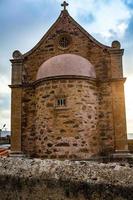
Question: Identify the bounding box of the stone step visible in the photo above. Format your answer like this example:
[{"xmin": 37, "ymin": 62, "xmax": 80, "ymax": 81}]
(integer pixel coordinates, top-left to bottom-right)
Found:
[
  {"xmin": 0, "ymin": 149, "xmax": 5, "ymax": 153},
  {"xmin": 0, "ymin": 149, "xmax": 9, "ymax": 157}
]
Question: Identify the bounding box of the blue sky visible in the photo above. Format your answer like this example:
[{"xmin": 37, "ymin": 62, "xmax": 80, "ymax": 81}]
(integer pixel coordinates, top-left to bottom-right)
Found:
[{"xmin": 0, "ymin": 0, "xmax": 133, "ymax": 134}]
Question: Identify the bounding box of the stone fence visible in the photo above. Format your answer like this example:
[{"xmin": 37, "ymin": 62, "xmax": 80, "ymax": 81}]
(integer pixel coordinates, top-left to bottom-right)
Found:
[{"xmin": 0, "ymin": 158, "xmax": 133, "ymax": 200}]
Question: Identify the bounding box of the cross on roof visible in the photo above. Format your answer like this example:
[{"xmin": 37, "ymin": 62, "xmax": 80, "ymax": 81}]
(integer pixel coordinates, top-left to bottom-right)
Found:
[{"xmin": 61, "ymin": 1, "xmax": 69, "ymax": 10}]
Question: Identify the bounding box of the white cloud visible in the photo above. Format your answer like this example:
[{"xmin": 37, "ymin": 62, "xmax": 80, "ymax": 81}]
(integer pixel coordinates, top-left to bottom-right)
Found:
[
  {"xmin": 0, "ymin": 76, "xmax": 10, "ymax": 95},
  {"xmin": 0, "ymin": 109, "xmax": 10, "ymax": 131},
  {"xmin": 56, "ymin": 0, "xmax": 132, "ymax": 39},
  {"xmin": 117, "ymin": 22, "xmax": 128, "ymax": 37},
  {"xmin": 0, "ymin": 76, "xmax": 11, "ymax": 130}
]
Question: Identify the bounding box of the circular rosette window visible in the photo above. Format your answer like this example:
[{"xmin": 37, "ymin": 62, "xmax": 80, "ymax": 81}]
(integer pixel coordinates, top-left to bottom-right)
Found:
[{"xmin": 58, "ymin": 34, "xmax": 72, "ymax": 50}]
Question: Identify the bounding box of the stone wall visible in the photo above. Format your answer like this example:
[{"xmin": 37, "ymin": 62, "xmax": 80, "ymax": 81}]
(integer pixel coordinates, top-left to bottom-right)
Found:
[
  {"xmin": 111, "ymin": 80, "xmax": 128, "ymax": 151},
  {"xmin": 23, "ymin": 11, "xmax": 111, "ymax": 83},
  {"xmin": 98, "ymin": 81, "xmax": 114, "ymax": 154},
  {"xmin": 21, "ymin": 87, "xmax": 36, "ymax": 155},
  {"xmin": 21, "ymin": 77, "xmax": 127, "ymax": 158},
  {"xmin": 10, "ymin": 10, "xmax": 128, "ymax": 157},
  {"xmin": 21, "ymin": 77, "xmax": 126, "ymax": 158},
  {"xmin": 22, "ymin": 78, "xmax": 99, "ymax": 159},
  {"xmin": 0, "ymin": 158, "xmax": 133, "ymax": 200},
  {"xmin": 11, "ymin": 87, "xmax": 22, "ymax": 152},
  {"xmin": 128, "ymin": 140, "xmax": 133, "ymax": 152}
]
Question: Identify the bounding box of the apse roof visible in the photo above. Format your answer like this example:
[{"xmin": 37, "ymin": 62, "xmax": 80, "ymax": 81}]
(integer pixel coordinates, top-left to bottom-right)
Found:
[{"xmin": 36, "ymin": 54, "xmax": 96, "ymax": 80}]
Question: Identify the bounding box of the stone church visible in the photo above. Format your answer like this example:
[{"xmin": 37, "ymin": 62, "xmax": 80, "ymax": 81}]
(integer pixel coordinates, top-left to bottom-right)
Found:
[{"xmin": 10, "ymin": 1, "xmax": 128, "ymax": 159}]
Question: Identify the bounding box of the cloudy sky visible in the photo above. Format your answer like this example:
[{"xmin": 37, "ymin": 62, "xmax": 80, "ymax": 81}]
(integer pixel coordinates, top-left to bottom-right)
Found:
[{"xmin": 0, "ymin": 0, "xmax": 133, "ymax": 134}]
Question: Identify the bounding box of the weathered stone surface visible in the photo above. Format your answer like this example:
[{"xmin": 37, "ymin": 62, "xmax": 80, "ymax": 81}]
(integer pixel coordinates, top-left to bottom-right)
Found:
[
  {"xmin": 32, "ymin": 79, "xmax": 99, "ymax": 159},
  {"xmin": 10, "ymin": 9, "xmax": 129, "ymax": 158},
  {"xmin": 128, "ymin": 140, "xmax": 133, "ymax": 153},
  {"xmin": 0, "ymin": 158, "xmax": 133, "ymax": 200}
]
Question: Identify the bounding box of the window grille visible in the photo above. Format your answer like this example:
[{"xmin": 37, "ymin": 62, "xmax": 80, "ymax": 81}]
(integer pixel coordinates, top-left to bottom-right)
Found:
[
  {"xmin": 57, "ymin": 98, "xmax": 66, "ymax": 106},
  {"xmin": 59, "ymin": 37, "xmax": 69, "ymax": 48}
]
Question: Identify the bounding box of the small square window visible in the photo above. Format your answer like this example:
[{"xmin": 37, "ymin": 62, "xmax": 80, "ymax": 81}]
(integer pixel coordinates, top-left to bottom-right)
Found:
[{"xmin": 57, "ymin": 98, "xmax": 66, "ymax": 107}]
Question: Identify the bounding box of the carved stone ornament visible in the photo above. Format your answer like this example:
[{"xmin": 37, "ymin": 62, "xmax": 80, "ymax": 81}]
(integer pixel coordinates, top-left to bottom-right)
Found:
[
  {"xmin": 12, "ymin": 50, "xmax": 22, "ymax": 59},
  {"xmin": 111, "ymin": 40, "xmax": 121, "ymax": 49}
]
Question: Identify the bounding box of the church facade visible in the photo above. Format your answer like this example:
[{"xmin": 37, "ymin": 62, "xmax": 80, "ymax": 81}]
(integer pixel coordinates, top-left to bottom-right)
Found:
[{"xmin": 10, "ymin": 2, "xmax": 128, "ymax": 159}]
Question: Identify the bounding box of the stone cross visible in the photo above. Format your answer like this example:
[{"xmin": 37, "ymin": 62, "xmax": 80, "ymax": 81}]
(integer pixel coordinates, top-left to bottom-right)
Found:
[{"xmin": 61, "ymin": 1, "xmax": 69, "ymax": 10}]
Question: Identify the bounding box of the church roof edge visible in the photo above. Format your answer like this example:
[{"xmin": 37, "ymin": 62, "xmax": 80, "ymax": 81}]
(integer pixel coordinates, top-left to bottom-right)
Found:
[{"xmin": 20, "ymin": 8, "xmax": 123, "ymax": 58}]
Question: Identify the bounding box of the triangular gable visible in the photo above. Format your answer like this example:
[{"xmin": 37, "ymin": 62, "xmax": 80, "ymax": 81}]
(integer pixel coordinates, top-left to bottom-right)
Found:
[{"xmin": 23, "ymin": 10, "xmax": 111, "ymax": 58}]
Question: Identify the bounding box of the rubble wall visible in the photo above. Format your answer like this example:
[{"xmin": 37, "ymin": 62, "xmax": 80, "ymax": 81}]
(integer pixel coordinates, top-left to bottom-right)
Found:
[{"xmin": 0, "ymin": 158, "xmax": 133, "ymax": 200}]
